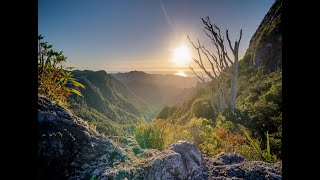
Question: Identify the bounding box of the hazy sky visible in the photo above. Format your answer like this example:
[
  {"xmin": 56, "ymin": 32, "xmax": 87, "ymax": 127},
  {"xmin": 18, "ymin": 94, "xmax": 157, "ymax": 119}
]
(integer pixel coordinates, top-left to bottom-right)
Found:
[{"xmin": 39, "ymin": 0, "xmax": 274, "ymax": 76}]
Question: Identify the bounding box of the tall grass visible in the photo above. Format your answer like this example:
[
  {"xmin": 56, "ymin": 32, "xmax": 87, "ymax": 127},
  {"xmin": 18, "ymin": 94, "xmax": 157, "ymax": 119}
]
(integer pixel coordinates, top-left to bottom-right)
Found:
[{"xmin": 243, "ymin": 130, "xmax": 277, "ymax": 163}]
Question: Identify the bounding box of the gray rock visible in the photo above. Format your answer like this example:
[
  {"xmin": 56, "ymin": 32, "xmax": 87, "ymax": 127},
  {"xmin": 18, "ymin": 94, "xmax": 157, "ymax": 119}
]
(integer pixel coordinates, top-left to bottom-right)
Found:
[
  {"xmin": 38, "ymin": 96, "xmax": 282, "ymax": 179},
  {"xmin": 208, "ymin": 153, "xmax": 245, "ymax": 166},
  {"xmin": 144, "ymin": 141, "xmax": 208, "ymax": 180},
  {"xmin": 38, "ymin": 95, "xmax": 129, "ymax": 179},
  {"xmin": 242, "ymin": 0, "xmax": 282, "ymax": 72},
  {"xmin": 203, "ymin": 153, "xmax": 282, "ymax": 180}
]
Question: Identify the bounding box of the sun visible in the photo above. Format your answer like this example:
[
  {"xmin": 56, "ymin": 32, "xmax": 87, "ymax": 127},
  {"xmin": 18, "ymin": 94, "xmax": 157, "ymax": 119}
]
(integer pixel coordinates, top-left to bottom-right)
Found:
[
  {"xmin": 172, "ymin": 45, "xmax": 191, "ymax": 66},
  {"xmin": 175, "ymin": 70, "xmax": 187, "ymax": 77}
]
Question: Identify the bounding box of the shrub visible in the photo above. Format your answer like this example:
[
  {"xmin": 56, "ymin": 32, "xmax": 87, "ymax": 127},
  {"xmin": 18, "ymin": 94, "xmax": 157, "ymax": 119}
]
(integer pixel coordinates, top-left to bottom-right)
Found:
[
  {"xmin": 191, "ymin": 98, "xmax": 216, "ymax": 120},
  {"xmin": 38, "ymin": 35, "xmax": 85, "ymax": 107},
  {"xmin": 134, "ymin": 120, "xmax": 172, "ymax": 150},
  {"xmin": 134, "ymin": 117, "xmax": 264, "ymax": 161}
]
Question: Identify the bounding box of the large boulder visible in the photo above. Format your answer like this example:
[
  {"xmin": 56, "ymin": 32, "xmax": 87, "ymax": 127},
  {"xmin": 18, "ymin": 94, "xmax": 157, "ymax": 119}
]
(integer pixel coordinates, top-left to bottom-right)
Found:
[
  {"xmin": 143, "ymin": 141, "xmax": 207, "ymax": 180},
  {"xmin": 38, "ymin": 95, "xmax": 129, "ymax": 179},
  {"xmin": 204, "ymin": 153, "xmax": 282, "ymax": 180}
]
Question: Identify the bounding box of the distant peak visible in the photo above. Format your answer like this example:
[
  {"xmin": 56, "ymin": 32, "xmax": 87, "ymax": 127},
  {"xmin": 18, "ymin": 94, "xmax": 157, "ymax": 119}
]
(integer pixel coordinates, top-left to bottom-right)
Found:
[
  {"xmin": 129, "ymin": 70, "xmax": 147, "ymax": 74},
  {"xmin": 96, "ymin": 70, "xmax": 108, "ymax": 74}
]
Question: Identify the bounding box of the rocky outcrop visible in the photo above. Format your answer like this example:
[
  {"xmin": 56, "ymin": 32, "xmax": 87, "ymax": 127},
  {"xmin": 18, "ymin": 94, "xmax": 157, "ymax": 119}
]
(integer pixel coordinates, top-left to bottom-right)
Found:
[
  {"xmin": 242, "ymin": 0, "xmax": 282, "ymax": 72},
  {"xmin": 144, "ymin": 141, "xmax": 207, "ymax": 180},
  {"xmin": 38, "ymin": 96, "xmax": 281, "ymax": 179},
  {"xmin": 204, "ymin": 153, "xmax": 282, "ymax": 179},
  {"xmin": 38, "ymin": 95, "xmax": 129, "ymax": 179}
]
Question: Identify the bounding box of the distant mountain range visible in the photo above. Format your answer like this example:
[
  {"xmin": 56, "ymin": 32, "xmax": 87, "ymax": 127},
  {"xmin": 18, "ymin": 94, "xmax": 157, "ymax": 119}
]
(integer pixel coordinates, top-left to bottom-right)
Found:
[
  {"xmin": 68, "ymin": 0, "xmax": 282, "ymax": 137},
  {"xmin": 68, "ymin": 70, "xmax": 200, "ymax": 135},
  {"xmin": 68, "ymin": 70, "xmax": 156, "ymax": 135},
  {"xmin": 112, "ymin": 71, "xmax": 200, "ymax": 109}
]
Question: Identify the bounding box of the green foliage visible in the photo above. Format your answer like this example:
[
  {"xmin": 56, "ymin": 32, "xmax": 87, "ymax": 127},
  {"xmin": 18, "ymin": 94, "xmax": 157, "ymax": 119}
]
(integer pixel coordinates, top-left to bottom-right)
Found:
[
  {"xmin": 215, "ymin": 115, "xmax": 244, "ymax": 135},
  {"xmin": 69, "ymin": 100, "xmax": 135, "ymax": 136},
  {"xmin": 38, "ymin": 35, "xmax": 85, "ymax": 107},
  {"xmin": 134, "ymin": 117, "xmax": 266, "ymax": 161},
  {"xmin": 155, "ymin": 65, "xmax": 282, "ymax": 160},
  {"xmin": 192, "ymin": 98, "xmax": 216, "ymax": 120},
  {"xmin": 156, "ymin": 87, "xmax": 215, "ymax": 124},
  {"xmin": 89, "ymin": 176, "xmax": 97, "ymax": 180},
  {"xmin": 243, "ymin": 130, "xmax": 277, "ymax": 163},
  {"xmin": 268, "ymin": 126, "xmax": 282, "ymax": 158},
  {"xmin": 68, "ymin": 70, "xmax": 156, "ymax": 136},
  {"xmin": 134, "ymin": 120, "xmax": 169, "ymax": 150},
  {"xmin": 157, "ymin": 106, "xmax": 171, "ymax": 120},
  {"xmin": 241, "ymin": 0, "xmax": 281, "ymax": 71},
  {"xmin": 235, "ymin": 69, "xmax": 282, "ymax": 140},
  {"xmin": 113, "ymin": 71, "xmax": 200, "ymax": 109}
]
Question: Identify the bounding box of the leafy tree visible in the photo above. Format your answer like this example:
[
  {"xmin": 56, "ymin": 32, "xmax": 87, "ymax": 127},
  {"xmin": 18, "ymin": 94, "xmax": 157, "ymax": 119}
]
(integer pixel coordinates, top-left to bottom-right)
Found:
[
  {"xmin": 191, "ymin": 98, "xmax": 216, "ymax": 120},
  {"xmin": 38, "ymin": 35, "xmax": 85, "ymax": 107}
]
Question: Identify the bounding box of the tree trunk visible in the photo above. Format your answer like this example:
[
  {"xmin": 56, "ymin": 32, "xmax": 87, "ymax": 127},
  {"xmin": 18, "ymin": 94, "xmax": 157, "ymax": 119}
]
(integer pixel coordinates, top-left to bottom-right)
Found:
[{"xmin": 230, "ymin": 57, "xmax": 238, "ymax": 111}]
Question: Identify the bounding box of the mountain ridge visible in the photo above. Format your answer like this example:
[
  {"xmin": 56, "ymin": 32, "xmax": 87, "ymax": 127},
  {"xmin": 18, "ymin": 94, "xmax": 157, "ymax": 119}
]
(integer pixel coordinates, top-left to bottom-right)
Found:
[
  {"xmin": 68, "ymin": 70, "xmax": 156, "ymax": 135},
  {"xmin": 242, "ymin": 0, "xmax": 282, "ymax": 72},
  {"xmin": 112, "ymin": 70, "xmax": 201, "ymax": 109}
]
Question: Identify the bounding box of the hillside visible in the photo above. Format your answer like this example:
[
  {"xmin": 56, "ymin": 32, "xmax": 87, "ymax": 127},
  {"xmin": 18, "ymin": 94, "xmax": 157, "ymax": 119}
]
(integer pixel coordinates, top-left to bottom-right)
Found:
[
  {"xmin": 242, "ymin": 0, "xmax": 282, "ymax": 71},
  {"xmin": 158, "ymin": 0, "xmax": 282, "ymax": 129},
  {"xmin": 38, "ymin": 95, "xmax": 282, "ymax": 179},
  {"xmin": 68, "ymin": 70, "xmax": 156, "ymax": 136},
  {"xmin": 155, "ymin": 0, "xmax": 282, "ymax": 158},
  {"xmin": 112, "ymin": 71, "xmax": 200, "ymax": 109}
]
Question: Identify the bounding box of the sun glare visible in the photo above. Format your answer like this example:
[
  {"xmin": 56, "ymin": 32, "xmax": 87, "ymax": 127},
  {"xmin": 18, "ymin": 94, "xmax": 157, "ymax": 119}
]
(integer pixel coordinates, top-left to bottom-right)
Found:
[
  {"xmin": 175, "ymin": 70, "xmax": 187, "ymax": 77},
  {"xmin": 172, "ymin": 45, "xmax": 191, "ymax": 66}
]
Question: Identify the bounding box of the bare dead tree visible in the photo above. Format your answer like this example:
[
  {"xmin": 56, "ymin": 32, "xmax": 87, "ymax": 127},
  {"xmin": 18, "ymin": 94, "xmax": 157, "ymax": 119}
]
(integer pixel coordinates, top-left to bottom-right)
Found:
[{"xmin": 188, "ymin": 17, "xmax": 242, "ymax": 112}]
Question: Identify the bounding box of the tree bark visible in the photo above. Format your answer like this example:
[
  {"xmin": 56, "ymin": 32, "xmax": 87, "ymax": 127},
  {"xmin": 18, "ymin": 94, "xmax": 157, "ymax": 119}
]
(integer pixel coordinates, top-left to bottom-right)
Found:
[{"xmin": 230, "ymin": 57, "xmax": 238, "ymax": 111}]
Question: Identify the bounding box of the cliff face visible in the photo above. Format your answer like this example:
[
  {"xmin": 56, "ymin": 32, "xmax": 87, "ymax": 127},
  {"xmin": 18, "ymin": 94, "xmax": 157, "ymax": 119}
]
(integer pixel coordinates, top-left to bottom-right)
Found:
[
  {"xmin": 242, "ymin": 0, "xmax": 282, "ymax": 72},
  {"xmin": 38, "ymin": 95, "xmax": 129, "ymax": 179},
  {"xmin": 38, "ymin": 96, "xmax": 282, "ymax": 179}
]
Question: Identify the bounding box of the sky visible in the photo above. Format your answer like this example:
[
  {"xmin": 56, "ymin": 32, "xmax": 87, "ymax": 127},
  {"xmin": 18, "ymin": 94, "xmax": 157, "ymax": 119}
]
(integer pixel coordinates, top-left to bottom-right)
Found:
[{"xmin": 39, "ymin": 0, "xmax": 274, "ymax": 77}]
